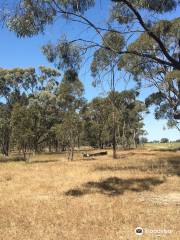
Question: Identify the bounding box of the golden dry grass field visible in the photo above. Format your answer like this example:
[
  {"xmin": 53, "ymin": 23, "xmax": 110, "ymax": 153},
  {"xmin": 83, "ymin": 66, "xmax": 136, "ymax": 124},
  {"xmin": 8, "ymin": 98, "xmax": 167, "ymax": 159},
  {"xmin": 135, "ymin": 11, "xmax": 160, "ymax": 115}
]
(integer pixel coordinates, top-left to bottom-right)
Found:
[{"xmin": 0, "ymin": 148, "xmax": 180, "ymax": 240}]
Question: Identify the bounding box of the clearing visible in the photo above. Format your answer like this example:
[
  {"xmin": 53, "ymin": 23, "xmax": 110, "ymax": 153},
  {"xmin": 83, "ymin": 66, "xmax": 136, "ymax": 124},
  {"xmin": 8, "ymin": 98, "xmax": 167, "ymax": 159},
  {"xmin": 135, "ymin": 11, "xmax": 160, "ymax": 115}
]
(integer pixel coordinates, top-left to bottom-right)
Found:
[{"xmin": 0, "ymin": 148, "xmax": 179, "ymax": 240}]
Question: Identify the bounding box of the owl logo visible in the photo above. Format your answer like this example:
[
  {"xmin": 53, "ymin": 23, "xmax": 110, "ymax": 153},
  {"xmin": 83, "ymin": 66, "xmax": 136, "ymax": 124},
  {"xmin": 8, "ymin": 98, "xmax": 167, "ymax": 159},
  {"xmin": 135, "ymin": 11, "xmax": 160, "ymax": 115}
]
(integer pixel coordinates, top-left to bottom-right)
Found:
[{"xmin": 135, "ymin": 227, "xmax": 144, "ymax": 236}]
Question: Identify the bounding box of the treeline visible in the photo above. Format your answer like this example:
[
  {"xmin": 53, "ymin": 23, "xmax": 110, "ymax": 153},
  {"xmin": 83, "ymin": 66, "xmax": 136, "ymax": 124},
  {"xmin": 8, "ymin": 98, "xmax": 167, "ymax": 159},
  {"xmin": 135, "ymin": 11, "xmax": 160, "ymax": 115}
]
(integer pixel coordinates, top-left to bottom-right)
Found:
[{"xmin": 0, "ymin": 67, "xmax": 146, "ymax": 160}]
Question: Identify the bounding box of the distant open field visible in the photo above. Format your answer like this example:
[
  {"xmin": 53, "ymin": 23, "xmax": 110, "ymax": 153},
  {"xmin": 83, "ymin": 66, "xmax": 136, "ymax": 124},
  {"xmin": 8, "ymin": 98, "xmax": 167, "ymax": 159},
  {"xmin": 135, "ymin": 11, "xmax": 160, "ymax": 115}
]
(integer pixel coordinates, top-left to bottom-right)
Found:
[
  {"xmin": 144, "ymin": 142, "xmax": 180, "ymax": 151},
  {"xmin": 0, "ymin": 148, "xmax": 179, "ymax": 240}
]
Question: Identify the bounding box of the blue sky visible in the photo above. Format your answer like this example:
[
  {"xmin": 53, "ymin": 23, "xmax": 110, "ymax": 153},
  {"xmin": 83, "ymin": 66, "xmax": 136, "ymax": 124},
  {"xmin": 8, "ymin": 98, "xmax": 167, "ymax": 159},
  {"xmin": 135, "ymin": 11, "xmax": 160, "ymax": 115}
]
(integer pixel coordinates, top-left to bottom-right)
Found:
[{"xmin": 0, "ymin": 0, "xmax": 179, "ymax": 141}]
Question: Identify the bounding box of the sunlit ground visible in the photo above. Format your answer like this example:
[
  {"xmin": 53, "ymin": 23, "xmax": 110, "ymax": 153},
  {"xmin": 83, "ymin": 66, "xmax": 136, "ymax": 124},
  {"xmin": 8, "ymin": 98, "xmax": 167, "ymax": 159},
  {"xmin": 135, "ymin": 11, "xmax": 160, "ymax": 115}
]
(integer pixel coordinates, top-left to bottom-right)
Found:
[{"xmin": 0, "ymin": 146, "xmax": 179, "ymax": 240}]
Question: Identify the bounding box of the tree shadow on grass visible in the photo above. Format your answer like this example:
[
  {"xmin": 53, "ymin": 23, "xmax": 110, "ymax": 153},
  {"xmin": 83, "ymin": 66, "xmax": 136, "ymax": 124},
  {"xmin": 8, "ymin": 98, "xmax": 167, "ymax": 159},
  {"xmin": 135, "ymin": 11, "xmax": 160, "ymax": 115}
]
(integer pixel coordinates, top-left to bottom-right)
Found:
[
  {"xmin": 65, "ymin": 177, "xmax": 164, "ymax": 197},
  {"xmin": 0, "ymin": 158, "xmax": 60, "ymax": 164},
  {"xmin": 29, "ymin": 160, "xmax": 60, "ymax": 164},
  {"xmin": 163, "ymin": 156, "xmax": 180, "ymax": 176},
  {"xmin": 0, "ymin": 156, "xmax": 25, "ymax": 163},
  {"xmin": 153, "ymin": 148, "xmax": 180, "ymax": 152}
]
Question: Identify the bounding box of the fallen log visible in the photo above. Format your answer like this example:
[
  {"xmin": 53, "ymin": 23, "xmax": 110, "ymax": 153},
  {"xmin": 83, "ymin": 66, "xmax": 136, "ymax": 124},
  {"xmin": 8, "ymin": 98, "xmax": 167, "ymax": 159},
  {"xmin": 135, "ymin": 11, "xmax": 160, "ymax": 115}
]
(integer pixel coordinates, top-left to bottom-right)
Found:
[{"xmin": 83, "ymin": 151, "xmax": 107, "ymax": 158}]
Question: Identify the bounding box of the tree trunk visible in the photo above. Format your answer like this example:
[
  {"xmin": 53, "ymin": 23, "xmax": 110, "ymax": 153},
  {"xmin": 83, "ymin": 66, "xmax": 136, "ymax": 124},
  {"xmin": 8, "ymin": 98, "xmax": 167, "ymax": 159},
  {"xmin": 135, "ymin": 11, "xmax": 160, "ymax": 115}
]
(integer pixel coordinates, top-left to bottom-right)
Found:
[
  {"xmin": 133, "ymin": 130, "xmax": 137, "ymax": 148},
  {"xmin": 48, "ymin": 143, "xmax": 52, "ymax": 153},
  {"xmin": 70, "ymin": 146, "xmax": 74, "ymax": 161},
  {"xmin": 111, "ymin": 67, "xmax": 117, "ymax": 159},
  {"xmin": 112, "ymin": 110, "xmax": 117, "ymax": 158},
  {"xmin": 22, "ymin": 144, "xmax": 28, "ymax": 162},
  {"xmin": 34, "ymin": 142, "xmax": 39, "ymax": 154},
  {"xmin": 77, "ymin": 135, "xmax": 80, "ymax": 149},
  {"xmin": 122, "ymin": 121, "xmax": 126, "ymax": 150},
  {"xmin": 70, "ymin": 136, "xmax": 75, "ymax": 161},
  {"xmin": 1, "ymin": 134, "xmax": 9, "ymax": 156},
  {"xmin": 55, "ymin": 140, "xmax": 58, "ymax": 152}
]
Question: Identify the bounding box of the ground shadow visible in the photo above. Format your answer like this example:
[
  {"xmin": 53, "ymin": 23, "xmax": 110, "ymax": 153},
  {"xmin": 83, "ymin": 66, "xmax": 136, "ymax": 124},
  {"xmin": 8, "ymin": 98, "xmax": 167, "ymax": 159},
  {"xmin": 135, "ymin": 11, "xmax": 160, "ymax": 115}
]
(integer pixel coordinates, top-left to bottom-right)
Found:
[
  {"xmin": 153, "ymin": 148, "xmax": 180, "ymax": 152},
  {"xmin": 29, "ymin": 159, "xmax": 60, "ymax": 164},
  {"xmin": 163, "ymin": 156, "xmax": 180, "ymax": 176},
  {"xmin": 65, "ymin": 188, "xmax": 88, "ymax": 196},
  {"xmin": 94, "ymin": 165, "xmax": 150, "ymax": 172},
  {"xmin": 65, "ymin": 176, "xmax": 164, "ymax": 197},
  {"xmin": 38, "ymin": 152, "xmax": 66, "ymax": 155},
  {"xmin": 0, "ymin": 158, "xmax": 60, "ymax": 164},
  {"xmin": 0, "ymin": 156, "xmax": 25, "ymax": 163},
  {"xmin": 94, "ymin": 155, "xmax": 180, "ymax": 176}
]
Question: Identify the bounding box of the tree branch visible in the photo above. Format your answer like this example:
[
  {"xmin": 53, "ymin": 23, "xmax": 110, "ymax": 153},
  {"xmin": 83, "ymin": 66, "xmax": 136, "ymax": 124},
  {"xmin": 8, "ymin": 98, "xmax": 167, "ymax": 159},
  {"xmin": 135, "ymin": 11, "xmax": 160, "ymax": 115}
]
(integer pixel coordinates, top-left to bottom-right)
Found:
[{"xmin": 115, "ymin": 0, "xmax": 180, "ymax": 70}]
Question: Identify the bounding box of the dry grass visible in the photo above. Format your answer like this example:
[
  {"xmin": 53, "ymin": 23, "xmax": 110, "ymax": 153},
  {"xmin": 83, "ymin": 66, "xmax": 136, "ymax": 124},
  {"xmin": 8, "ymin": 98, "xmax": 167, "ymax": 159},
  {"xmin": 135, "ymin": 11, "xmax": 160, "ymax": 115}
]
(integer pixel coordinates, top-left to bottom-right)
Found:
[{"xmin": 0, "ymin": 149, "xmax": 180, "ymax": 240}]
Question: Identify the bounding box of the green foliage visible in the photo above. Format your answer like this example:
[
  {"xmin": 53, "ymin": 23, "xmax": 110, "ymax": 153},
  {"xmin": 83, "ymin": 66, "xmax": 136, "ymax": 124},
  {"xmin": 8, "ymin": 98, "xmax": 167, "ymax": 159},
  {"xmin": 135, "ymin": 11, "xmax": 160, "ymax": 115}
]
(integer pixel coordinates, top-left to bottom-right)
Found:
[
  {"xmin": 6, "ymin": 0, "xmax": 95, "ymax": 37},
  {"xmin": 7, "ymin": 0, "xmax": 56, "ymax": 37},
  {"xmin": 160, "ymin": 138, "xmax": 169, "ymax": 143},
  {"xmin": 82, "ymin": 97, "xmax": 111, "ymax": 147},
  {"xmin": 0, "ymin": 66, "xmax": 60, "ymax": 155},
  {"xmin": 57, "ymin": 69, "xmax": 85, "ymax": 111},
  {"xmin": 0, "ymin": 64, "xmax": 146, "ymax": 157},
  {"xmin": 119, "ymin": 17, "xmax": 180, "ymax": 122},
  {"xmin": 42, "ymin": 38, "xmax": 82, "ymax": 71},
  {"xmin": 91, "ymin": 31, "xmax": 124, "ymax": 83},
  {"xmin": 0, "ymin": 104, "xmax": 11, "ymax": 156},
  {"xmin": 11, "ymin": 104, "xmax": 33, "ymax": 154},
  {"xmin": 2, "ymin": 0, "xmax": 179, "ymax": 156},
  {"xmin": 82, "ymin": 90, "xmax": 146, "ymax": 149},
  {"xmin": 111, "ymin": 0, "xmax": 178, "ymax": 25},
  {"xmin": 3, "ymin": 0, "xmax": 180, "ymax": 123},
  {"xmin": 110, "ymin": 90, "xmax": 146, "ymax": 149},
  {"xmin": 119, "ymin": 18, "xmax": 180, "ymax": 78},
  {"xmin": 55, "ymin": 69, "xmax": 85, "ymax": 160}
]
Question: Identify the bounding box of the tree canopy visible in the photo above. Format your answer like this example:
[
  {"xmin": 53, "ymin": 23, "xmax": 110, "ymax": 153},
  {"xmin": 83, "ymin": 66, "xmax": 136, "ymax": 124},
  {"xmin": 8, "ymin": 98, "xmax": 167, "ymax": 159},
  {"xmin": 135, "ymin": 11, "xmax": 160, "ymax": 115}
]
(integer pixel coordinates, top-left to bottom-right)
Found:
[
  {"xmin": 2, "ymin": 0, "xmax": 179, "ymax": 122},
  {"xmin": 0, "ymin": 0, "xmax": 179, "ymax": 158}
]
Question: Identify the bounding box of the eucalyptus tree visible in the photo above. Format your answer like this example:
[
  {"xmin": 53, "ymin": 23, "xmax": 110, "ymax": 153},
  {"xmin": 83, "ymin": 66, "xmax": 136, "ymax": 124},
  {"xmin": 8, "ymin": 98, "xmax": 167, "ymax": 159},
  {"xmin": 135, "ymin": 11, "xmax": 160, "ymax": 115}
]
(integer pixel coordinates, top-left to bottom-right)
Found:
[
  {"xmin": 82, "ymin": 97, "xmax": 111, "ymax": 148},
  {"xmin": 119, "ymin": 18, "xmax": 180, "ymax": 128},
  {"xmin": 5, "ymin": 0, "xmax": 180, "ymax": 72},
  {"xmin": 110, "ymin": 90, "xmax": 146, "ymax": 149},
  {"xmin": 82, "ymin": 91, "xmax": 145, "ymax": 150},
  {"xmin": 4, "ymin": 0, "xmax": 180, "ymax": 121},
  {"xmin": 11, "ymin": 104, "xmax": 33, "ymax": 159},
  {"xmin": 111, "ymin": 3, "xmax": 180, "ymax": 123},
  {"xmin": 19, "ymin": 66, "xmax": 60, "ymax": 153},
  {"xmin": 55, "ymin": 69, "xmax": 85, "ymax": 160},
  {"xmin": 42, "ymin": 36, "xmax": 86, "ymax": 160},
  {"xmin": 0, "ymin": 66, "xmax": 60, "ymax": 155},
  {"xmin": 0, "ymin": 67, "xmax": 35, "ymax": 155},
  {"xmin": 91, "ymin": 31, "xmax": 125, "ymax": 158},
  {"xmin": 4, "ymin": 0, "xmax": 179, "ymax": 69},
  {"xmin": 0, "ymin": 104, "xmax": 11, "ymax": 156}
]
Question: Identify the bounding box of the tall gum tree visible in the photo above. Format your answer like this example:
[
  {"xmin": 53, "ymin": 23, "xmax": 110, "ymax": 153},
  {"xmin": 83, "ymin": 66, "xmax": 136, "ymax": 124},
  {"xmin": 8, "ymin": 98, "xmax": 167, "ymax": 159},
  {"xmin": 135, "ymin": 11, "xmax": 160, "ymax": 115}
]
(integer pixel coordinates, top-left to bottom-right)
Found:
[
  {"xmin": 2, "ymin": 0, "xmax": 180, "ymax": 122},
  {"xmin": 0, "ymin": 66, "xmax": 60, "ymax": 156},
  {"xmin": 91, "ymin": 31, "xmax": 125, "ymax": 158},
  {"xmin": 55, "ymin": 69, "xmax": 85, "ymax": 160}
]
